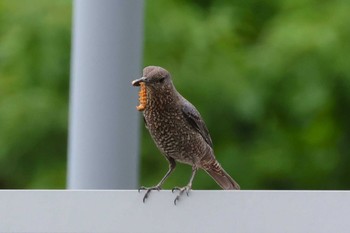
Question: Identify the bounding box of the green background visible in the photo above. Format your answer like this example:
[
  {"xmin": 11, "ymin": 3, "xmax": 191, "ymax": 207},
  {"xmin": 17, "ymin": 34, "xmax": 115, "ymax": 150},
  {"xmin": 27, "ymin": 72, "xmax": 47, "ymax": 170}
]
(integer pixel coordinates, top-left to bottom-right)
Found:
[{"xmin": 0, "ymin": 0, "xmax": 349, "ymax": 189}]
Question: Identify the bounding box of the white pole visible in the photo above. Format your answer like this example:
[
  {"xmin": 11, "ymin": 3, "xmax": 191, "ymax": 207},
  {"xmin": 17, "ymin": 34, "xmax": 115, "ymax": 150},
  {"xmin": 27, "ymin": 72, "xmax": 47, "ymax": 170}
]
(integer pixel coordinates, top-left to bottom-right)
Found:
[{"xmin": 68, "ymin": 0, "xmax": 144, "ymax": 189}]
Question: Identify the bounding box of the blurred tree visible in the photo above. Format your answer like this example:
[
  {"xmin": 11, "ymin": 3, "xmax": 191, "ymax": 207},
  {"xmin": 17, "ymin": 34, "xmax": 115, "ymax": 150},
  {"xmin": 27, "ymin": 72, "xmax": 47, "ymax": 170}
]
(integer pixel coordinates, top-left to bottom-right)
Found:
[
  {"xmin": 141, "ymin": 0, "xmax": 350, "ymax": 190},
  {"xmin": 0, "ymin": 0, "xmax": 71, "ymax": 188},
  {"xmin": 0, "ymin": 0, "xmax": 349, "ymax": 190}
]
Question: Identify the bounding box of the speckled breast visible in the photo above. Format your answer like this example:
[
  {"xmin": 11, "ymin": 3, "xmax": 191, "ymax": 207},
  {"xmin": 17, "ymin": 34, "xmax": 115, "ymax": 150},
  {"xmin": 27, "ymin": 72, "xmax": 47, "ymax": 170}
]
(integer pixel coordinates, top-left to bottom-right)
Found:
[{"xmin": 143, "ymin": 105, "xmax": 206, "ymax": 165}]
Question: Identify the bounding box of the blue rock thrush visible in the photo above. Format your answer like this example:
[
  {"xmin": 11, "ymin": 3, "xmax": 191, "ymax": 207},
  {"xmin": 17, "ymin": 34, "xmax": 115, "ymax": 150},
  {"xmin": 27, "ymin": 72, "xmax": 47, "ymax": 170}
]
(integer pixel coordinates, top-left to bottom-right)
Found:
[{"xmin": 132, "ymin": 66, "xmax": 240, "ymax": 204}]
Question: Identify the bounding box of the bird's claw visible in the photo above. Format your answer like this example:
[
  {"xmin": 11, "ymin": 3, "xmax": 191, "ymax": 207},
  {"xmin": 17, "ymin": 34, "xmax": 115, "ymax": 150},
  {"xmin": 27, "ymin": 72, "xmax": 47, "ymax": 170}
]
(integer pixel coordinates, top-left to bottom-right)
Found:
[
  {"xmin": 173, "ymin": 185, "xmax": 192, "ymax": 205},
  {"xmin": 138, "ymin": 185, "xmax": 162, "ymax": 203},
  {"xmin": 138, "ymin": 186, "xmax": 148, "ymax": 193}
]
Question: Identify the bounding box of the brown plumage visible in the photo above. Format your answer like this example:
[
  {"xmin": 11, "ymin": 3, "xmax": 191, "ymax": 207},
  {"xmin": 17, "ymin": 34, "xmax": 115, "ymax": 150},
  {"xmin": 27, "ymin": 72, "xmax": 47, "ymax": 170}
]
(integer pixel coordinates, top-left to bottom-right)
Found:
[{"xmin": 132, "ymin": 66, "xmax": 240, "ymax": 204}]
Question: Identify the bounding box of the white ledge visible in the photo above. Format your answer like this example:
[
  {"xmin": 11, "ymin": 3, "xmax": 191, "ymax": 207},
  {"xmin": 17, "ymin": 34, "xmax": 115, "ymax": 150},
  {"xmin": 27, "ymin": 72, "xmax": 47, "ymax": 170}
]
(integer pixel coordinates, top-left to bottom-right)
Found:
[{"xmin": 0, "ymin": 190, "xmax": 349, "ymax": 233}]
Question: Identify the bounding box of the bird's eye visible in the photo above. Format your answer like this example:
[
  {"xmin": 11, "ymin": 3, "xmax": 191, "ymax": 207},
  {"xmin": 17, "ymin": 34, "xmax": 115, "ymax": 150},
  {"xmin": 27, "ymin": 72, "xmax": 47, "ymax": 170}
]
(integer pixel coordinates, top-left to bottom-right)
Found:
[{"xmin": 159, "ymin": 77, "xmax": 165, "ymax": 83}]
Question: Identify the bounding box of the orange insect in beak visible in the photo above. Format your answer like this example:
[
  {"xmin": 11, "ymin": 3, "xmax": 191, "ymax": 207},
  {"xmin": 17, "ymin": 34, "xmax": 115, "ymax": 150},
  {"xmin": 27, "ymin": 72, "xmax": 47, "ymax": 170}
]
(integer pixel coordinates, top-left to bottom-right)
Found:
[{"xmin": 132, "ymin": 78, "xmax": 147, "ymax": 111}]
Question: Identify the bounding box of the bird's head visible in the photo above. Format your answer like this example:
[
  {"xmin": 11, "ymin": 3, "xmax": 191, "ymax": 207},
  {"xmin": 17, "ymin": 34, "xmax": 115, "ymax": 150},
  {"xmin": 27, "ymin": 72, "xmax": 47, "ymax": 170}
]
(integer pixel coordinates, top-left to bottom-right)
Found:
[{"xmin": 132, "ymin": 66, "xmax": 172, "ymax": 90}]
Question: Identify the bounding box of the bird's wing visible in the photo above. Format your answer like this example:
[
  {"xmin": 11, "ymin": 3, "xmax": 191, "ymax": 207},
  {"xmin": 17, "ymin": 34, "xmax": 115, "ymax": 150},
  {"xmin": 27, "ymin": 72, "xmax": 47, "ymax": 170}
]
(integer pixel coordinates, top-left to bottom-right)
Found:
[{"xmin": 182, "ymin": 100, "xmax": 213, "ymax": 148}]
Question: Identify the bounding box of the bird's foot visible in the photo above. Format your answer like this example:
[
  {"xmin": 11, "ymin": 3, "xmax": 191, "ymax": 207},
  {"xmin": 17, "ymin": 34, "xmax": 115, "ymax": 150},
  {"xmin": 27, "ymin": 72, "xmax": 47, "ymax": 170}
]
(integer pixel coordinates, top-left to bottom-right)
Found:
[
  {"xmin": 172, "ymin": 185, "xmax": 192, "ymax": 205},
  {"xmin": 138, "ymin": 185, "xmax": 162, "ymax": 203}
]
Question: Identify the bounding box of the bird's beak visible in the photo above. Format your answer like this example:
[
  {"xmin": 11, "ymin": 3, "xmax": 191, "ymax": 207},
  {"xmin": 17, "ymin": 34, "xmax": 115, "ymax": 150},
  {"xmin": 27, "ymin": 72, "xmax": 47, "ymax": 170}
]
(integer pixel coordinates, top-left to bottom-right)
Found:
[{"xmin": 132, "ymin": 77, "xmax": 147, "ymax": 86}]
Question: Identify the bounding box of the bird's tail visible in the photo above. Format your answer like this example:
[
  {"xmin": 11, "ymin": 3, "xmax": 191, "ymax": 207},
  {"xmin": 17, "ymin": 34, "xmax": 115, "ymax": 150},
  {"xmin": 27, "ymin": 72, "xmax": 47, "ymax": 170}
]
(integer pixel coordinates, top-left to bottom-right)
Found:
[{"xmin": 204, "ymin": 160, "xmax": 240, "ymax": 190}]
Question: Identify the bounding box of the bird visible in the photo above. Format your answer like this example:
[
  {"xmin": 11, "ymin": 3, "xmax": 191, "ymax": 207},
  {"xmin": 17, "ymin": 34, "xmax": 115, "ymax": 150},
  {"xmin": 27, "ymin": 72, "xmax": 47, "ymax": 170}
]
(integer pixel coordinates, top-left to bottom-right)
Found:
[{"xmin": 132, "ymin": 66, "xmax": 240, "ymax": 204}]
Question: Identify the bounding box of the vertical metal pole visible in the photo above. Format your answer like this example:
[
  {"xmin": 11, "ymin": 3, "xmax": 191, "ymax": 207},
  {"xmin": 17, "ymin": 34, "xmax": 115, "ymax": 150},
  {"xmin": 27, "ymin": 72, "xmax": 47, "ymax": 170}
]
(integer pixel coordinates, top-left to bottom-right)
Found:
[{"xmin": 68, "ymin": 0, "xmax": 144, "ymax": 189}]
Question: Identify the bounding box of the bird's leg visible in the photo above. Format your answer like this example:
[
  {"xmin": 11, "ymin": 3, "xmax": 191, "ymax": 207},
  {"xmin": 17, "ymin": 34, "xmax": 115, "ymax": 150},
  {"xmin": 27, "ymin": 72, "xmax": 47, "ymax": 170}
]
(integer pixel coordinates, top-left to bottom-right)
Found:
[
  {"xmin": 172, "ymin": 166, "xmax": 198, "ymax": 205},
  {"xmin": 139, "ymin": 158, "xmax": 176, "ymax": 203}
]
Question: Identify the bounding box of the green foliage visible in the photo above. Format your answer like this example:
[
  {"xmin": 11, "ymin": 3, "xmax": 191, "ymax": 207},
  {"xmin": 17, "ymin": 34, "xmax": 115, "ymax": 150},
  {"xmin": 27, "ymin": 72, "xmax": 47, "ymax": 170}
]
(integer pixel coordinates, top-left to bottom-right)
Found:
[
  {"xmin": 1, "ymin": 0, "xmax": 349, "ymax": 189},
  {"xmin": 0, "ymin": 0, "xmax": 71, "ymax": 188},
  {"xmin": 142, "ymin": 0, "xmax": 350, "ymax": 190}
]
